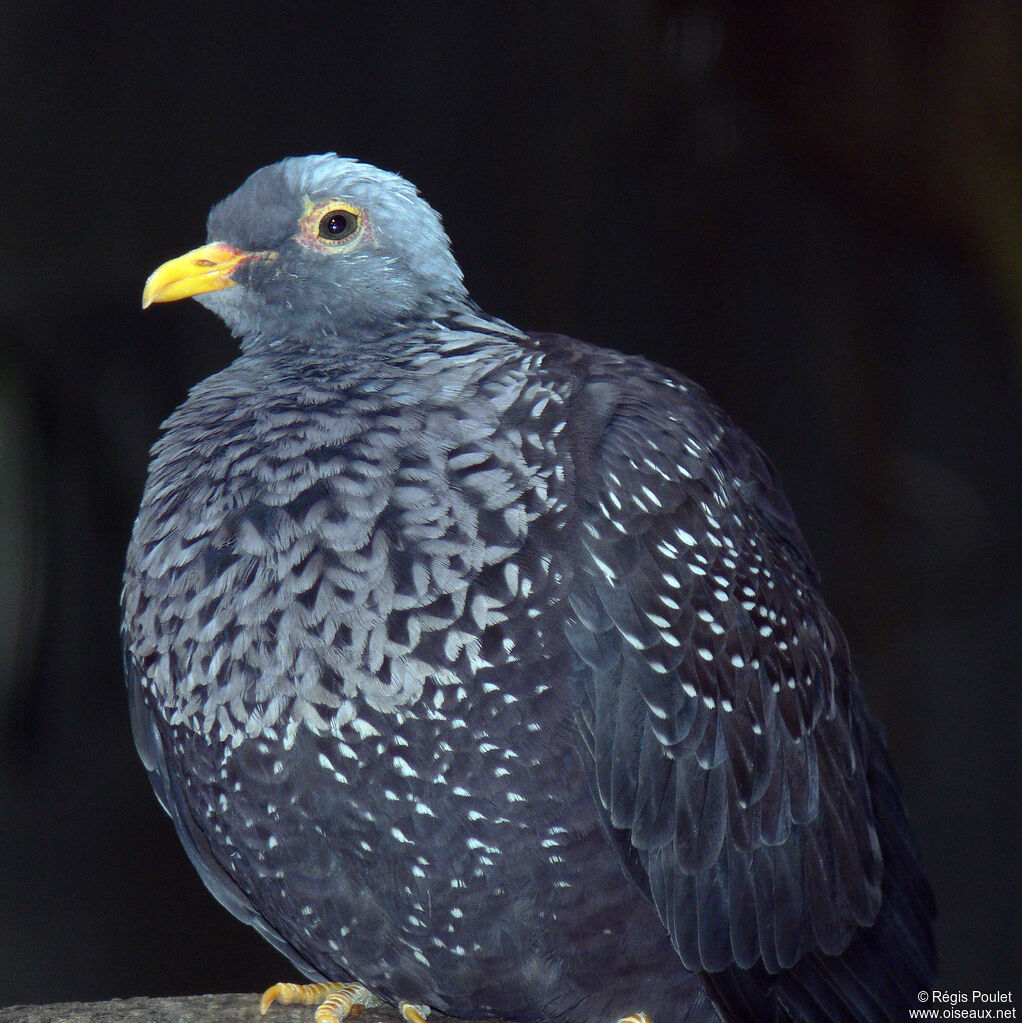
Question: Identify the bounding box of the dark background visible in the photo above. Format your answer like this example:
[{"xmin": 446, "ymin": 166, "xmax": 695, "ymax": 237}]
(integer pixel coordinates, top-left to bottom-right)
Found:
[{"xmin": 2, "ymin": 0, "xmax": 1019, "ymax": 1007}]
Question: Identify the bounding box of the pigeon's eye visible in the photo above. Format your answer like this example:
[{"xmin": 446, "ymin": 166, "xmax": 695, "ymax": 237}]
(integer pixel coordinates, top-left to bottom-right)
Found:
[
  {"xmin": 318, "ymin": 209, "xmax": 359, "ymax": 242},
  {"xmin": 298, "ymin": 199, "xmax": 367, "ymax": 251}
]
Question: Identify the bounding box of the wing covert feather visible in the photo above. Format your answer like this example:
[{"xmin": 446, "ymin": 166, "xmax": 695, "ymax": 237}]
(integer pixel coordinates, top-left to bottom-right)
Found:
[{"xmin": 565, "ymin": 358, "xmax": 884, "ymax": 976}]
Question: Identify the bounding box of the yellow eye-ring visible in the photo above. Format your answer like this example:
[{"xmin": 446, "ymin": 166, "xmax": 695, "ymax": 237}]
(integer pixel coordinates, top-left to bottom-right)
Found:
[{"xmin": 297, "ymin": 199, "xmax": 366, "ymax": 250}]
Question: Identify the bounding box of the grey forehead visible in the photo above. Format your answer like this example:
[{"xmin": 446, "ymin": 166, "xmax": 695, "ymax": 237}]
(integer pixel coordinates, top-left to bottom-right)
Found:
[{"xmin": 205, "ymin": 154, "xmax": 433, "ymax": 252}]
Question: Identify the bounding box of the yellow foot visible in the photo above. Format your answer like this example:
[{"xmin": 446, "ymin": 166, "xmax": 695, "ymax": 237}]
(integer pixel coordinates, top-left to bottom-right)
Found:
[
  {"xmin": 260, "ymin": 981, "xmax": 382, "ymax": 1023},
  {"xmin": 399, "ymin": 1002, "xmax": 431, "ymax": 1023},
  {"xmin": 617, "ymin": 1015, "xmax": 652, "ymax": 1023}
]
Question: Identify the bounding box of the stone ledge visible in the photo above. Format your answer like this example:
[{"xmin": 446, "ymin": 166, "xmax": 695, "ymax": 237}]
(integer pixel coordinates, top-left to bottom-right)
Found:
[{"xmin": 0, "ymin": 993, "xmax": 477, "ymax": 1023}]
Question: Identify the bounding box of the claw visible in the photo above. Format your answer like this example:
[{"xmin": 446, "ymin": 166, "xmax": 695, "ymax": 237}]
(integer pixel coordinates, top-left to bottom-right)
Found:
[
  {"xmin": 399, "ymin": 1002, "xmax": 431, "ymax": 1023},
  {"xmin": 260, "ymin": 981, "xmax": 380, "ymax": 1022}
]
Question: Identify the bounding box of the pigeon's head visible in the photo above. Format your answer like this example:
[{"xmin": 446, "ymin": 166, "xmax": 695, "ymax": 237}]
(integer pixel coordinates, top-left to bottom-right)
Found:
[{"xmin": 142, "ymin": 155, "xmax": 470, "ymax": 345}]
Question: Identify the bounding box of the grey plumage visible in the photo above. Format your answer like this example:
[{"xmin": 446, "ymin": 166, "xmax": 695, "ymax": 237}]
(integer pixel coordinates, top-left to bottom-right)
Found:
[
  {"xmin": 124, "ymin": 155, "xmax": 935, "ymax": 1023},
  {"xmin": 196, "ymin": 155, "xmax": 470, "ymax": 345}
]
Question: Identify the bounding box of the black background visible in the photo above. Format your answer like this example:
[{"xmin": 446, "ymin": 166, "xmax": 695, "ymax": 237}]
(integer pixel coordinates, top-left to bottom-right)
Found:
[{"xmin": 2, "ymin": 0, "xmax": 1019, "ymax": 1006}]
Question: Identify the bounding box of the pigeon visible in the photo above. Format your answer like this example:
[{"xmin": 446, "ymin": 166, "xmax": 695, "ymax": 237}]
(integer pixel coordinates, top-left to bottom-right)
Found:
[{"xmin": 124, "ymin": 154, "xmax": 936, "ymax": 1023}]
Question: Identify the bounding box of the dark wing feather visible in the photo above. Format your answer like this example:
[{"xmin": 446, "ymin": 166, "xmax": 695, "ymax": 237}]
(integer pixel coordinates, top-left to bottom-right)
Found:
[
  {"xmin": 548, "ymin": 338, "xmax": 935, "ymax": 1020},
  {"xmin": 125, "ymin": 643, "xmax": 327, "ymax": 981}
]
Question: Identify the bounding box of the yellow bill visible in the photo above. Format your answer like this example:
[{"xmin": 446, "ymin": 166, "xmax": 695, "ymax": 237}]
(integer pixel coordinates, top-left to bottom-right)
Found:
[{"xmin": 142, "ymin": 242, "xmax": 266, "ymax": 308}]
